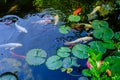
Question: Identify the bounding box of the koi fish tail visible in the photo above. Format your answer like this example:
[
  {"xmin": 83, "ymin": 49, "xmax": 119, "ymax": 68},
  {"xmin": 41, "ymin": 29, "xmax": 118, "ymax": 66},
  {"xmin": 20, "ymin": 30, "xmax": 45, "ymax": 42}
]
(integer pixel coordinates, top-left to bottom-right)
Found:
[{"xmin": 10, "ymin": 51, "xmax": 25, "ymax": 59}]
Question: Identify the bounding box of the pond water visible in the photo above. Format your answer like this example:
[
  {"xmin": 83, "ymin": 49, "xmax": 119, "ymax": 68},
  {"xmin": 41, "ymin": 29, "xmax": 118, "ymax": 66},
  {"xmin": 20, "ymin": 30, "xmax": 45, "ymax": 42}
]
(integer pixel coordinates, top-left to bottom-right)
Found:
[{"xmin": 0, "ymin": 10, "xmax": 88, "ymax": 80}]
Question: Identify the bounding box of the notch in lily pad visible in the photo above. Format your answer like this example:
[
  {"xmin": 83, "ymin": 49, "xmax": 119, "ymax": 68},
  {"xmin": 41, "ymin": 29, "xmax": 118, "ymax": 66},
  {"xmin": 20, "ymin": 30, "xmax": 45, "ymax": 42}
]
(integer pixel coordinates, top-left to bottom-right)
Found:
[
  {"xmin": 72, "ymin": 44, "xmax": 89, "ymax": 59},
  {"xmin": 92, "ymin": 20, "xmax": 109, "ymax": 29},
  {"xmin": 57, "ymin": 47, "xmax": 71, "ymax": 57},
  {"xmin": 46, "ymin": 55, "xmax": 62, "ymax": 70},
  {"xmin": 25, "ymin": 49, "xmax": 47, "ymax": 66},
  {"xmin": 59, "ymin": 25, "xmax": 71, "ymax": 34},
  {"xmin": 68, "ymin": 15, "xmax": 81, "ymax": 22}
]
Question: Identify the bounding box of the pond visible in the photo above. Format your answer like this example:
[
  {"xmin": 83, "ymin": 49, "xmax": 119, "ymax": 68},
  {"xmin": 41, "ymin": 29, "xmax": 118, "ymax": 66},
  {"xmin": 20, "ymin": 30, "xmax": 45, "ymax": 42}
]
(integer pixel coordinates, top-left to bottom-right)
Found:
[{"xmin": 0, "ymin": 10, "xmax": 89, "ymax": 80}]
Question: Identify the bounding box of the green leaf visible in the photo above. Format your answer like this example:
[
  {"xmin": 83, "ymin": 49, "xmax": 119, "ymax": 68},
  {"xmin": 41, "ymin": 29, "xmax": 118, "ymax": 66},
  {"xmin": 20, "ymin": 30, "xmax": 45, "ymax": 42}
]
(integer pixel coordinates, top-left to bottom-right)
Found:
[
  {"xmin": 72, "ymin": 44, "xmax": 89, "ymax": 59},
  {"xmin": 62, "ymin": 57, "xmax": 72, "ymax": 68},
  {"xmin": 96, "ymin": 53, "xmax": 102, "ymax": 61},
  {"xmin": 114, "ymin": 31, "xmax": 120, "ymax": 41},
  {"xmin": 25, "ymin": 49, "xmax": 47, "ymax": 65},
  {"xmin": 59, "ymin": 25, "xmax": 71, "ymax": 34},
  {"xmin": 93, "ymin": 27, "xmax": 114, "ymax": 41},
  {"xmin": 88, "ymin": 41, "xmax": 106, "ymax": 54},
  {"xmin": 102, "ymin": 40, "xmax": 115, "ymax": 49},
  {"xmin": 68, "ymin": 15, "xmax": 81, "ymax": 22},
  {"xmin": 57, "ymin": 47, "xmax": 71, "ymax": 57},
  {"xmin": 82, "ymin": 69, "xmax": 91, "ymax": 77},
  {"xmin": 92, "ymin": 20, "xmax": 108, "ymax": 29},
  {"xmin": 46, "ymin": 55, "xmax": 62, "ymax": 70}
]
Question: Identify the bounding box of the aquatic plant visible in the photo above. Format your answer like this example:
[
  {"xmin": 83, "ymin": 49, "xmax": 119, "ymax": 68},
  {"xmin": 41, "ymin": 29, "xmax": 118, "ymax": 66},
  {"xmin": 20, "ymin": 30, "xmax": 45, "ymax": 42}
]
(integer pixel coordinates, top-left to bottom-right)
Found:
[
  {"xmin": 0, "ymin": 72, "xmax": 18, "ymax": 80},
  {"xmin": 25, "ymin": 49, "xmax": 47, "ymax": 65},
  {"xmin": 68, "ymin": 15, "xmax": 81, "ymax": 22},
  {"xmin": 59, "ymin": 25, "xmax": 71, "ymax": 34},
  {"xmin": 113, "ymin": 31, "xmax": 120, "ymax": 41}
]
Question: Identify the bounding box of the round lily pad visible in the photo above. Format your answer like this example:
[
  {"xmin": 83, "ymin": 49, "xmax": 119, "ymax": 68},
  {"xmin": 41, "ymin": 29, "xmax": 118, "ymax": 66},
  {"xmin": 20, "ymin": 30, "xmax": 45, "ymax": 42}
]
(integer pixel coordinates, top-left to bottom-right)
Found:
[
  {"xmin": 72, "ymin": 44, "xmax": 89, "ymax": 59},
  {"xmin": 92, "ymin": 20, "xmax": 108, "ymax": 29},
  {"xmin": 68, "ymin": 15, "xmax": 81, "ymax": 22},
  {"xmin": 57, "ymin": 47, "xmax": 71, "ymax": 57},
  {"xmin": 88, "ymin": 41, "xmax": 106, "ymax": 54},
  {"xmin": 59, "ymin": 25, "xmax": 71, "ymax": 34},
  {"xmin": 93, "ymin": 27, "xmax": 114, "ymax": 41},
  {"xmin": 0, "ymin": 72, "xmax": 18, "ymax": 80},
  {"xmin": 102, "ymin": 40, "xmax": 115, "ymax": 49},
  {"xmin": 25, "ymin": 49, "xmax": 47, "ymax": 66},
  {"xmin": 46, "ymin": 55, "xmax": 62, "ymax": 70}
]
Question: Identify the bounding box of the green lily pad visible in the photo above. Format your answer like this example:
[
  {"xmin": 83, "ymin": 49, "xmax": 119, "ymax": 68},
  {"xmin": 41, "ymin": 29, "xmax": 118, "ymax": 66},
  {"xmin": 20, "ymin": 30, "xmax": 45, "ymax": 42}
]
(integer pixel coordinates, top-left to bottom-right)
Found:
[
  {"xmin": 46, "ymin": 55, "xmax": 62, "ymax": 70},
  {"xmin": 68, "ymin": 15, "xmax": 81, "ymax": 22},
  {"xmin": 25, "ymin": 49, "xmax": 47, "ymax": 65},
  {"xmin": 88, "ymin": 41, "xmax": 106, "ymax": 54},
  {"xmin": 57, "ymin": 47, "xmax": 71, "ymax": 57},
  {"xmin": 102, "ymin": 40, "xmax": 115, "ymax": 49},
  {"xmin": 93, "ymin": 27, "xmax": 114, "ymax": 41},
  {"xmin": 59, "ymin": 25, "xmax": 71, "ymax": 34},
  {"xmin": 72, "ymin": 44, "xmax": 89, "ymax": 59},
  {"xmin": 114, "ymin": 32, "xmax": 120, "ymax": 41},
  {"xmin": 62, "ymin": 57, "xmax": 80, "ymax": 68},
  {"xmin": 104, "ymin": 56, "xmax": 120, "ymax": 76},
  {"xmin": 92, "ymin": 20, "xmax": 109, "ymax": 29}
]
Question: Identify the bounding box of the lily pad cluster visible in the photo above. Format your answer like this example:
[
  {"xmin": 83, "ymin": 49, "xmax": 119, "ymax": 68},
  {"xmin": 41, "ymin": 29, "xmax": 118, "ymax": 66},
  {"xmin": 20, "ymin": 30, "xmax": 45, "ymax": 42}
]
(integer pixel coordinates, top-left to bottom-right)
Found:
[
  {"xmin": 92, "ymin": 20, "xmax": 114, "ymax": 41},
  {"xmin": 25, "ymin": 49, "xmax": 47, "ymax": 66}
]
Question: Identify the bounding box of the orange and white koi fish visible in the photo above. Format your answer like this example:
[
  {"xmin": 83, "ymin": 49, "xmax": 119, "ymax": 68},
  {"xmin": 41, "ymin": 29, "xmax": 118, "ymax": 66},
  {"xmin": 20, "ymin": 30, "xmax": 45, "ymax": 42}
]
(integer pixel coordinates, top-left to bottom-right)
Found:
[
  {"xmin": 73, "ymin": 8, "xmax": 81, "ymax": 15},
  {"xmin": 64, "ymin": 36, "xmax": 93, "ymax": 45},
  {"xmin": 10, "ymin": 51, "xmax": 25, "ymax": 59},
  {"xmin": 15, "ymin": 22, "xmax": 28, "ymax": 33},
  {"xmin": 0, "ymin": 43, "xmax": 22, "ymax": 50}
]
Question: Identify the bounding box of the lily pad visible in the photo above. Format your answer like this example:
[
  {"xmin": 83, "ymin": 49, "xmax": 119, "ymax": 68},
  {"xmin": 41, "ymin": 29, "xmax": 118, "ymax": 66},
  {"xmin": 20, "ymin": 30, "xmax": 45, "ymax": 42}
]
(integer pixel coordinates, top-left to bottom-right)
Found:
[
  {"xmin": 92, "ymin": 20, "xmax": 108, "ymax": 29},
  {"xmin": 0, "ymin": 72, "xmax": 18, "ymax": 80},
  {"xmin": 62, "ymin": 57, "xmax": 80, "ymax": 68},
  {"xmin": 104, "ymin": 56, "xmax": 120, "ymax": 76},
  {"xmin": 93, "ymin": 27, "xmax": 114, "ymax": 41},
  {"xmin": 68, "ymin": 15, "xmax": 81, "ymax": 22},
  {"xmin": 102, "ymin": 40, "xmax": 115, "ymax": 49},
  {"xmin": 25, "ymin": 49, "xmax": 47, "ymax": 66},
  {"xmin": 72, "ymin": 44, "xmax": 89, "ymax": 59},
  {"xmin": 78, "ymin": 76, "xmax": 89, "ymax": 80},
  {"xmin": 46, "ymin": 55, "xmax": 62, "ymax": 70},
  {"xmin": 114, "ymin": 32, "xmax": 120, "ymax": 41},
  {"xmin": 57, "ymin": 47, "xmax": 71, "ymax": 57},
  {"xmin": 88, "ymin": 41, "xmax": 106, "ymax": 54},
  {"xmin": 59, "ymin": 25, "xmax": 71, "ymax": 34}
]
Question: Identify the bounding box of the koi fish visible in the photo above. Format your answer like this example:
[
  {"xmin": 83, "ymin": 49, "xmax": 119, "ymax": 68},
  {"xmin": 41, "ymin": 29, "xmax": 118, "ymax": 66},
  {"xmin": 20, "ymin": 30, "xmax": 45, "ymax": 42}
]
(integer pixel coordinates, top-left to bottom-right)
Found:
[
  {"xmin": 15, "ymin": 22, "xmax": 28, "ymax": 33},
  {"xmin": 32, "ymin": 19, "xmax": 51, "ymax": 25},
  {"xmin": 0, "ymin": 43, "xmax": 22, "ymax": 50},
  {"xmin": 5, "ymin": 20, "xmax": 13, "ymax": 25},
  {"xmin": 73, "ymin": 8, "xmax": 81, "ymax": 15},
  {"xmin": 10, "ymin": 51, "xmax": 25, "ymax": 59},
  {"xmin": 64, "ymin": 36, "xmax": 93, "ymax": 45},
  {"xmin": 53, "ymin": 14, "xmax": 59, "ymax": 25},
  {"xmin": 89, "ymin": 6, "xmax": 101, "ymax": 15},
  {"xmin": 7, "ymin": 4, "xmax": 18, "ymax": 13}
]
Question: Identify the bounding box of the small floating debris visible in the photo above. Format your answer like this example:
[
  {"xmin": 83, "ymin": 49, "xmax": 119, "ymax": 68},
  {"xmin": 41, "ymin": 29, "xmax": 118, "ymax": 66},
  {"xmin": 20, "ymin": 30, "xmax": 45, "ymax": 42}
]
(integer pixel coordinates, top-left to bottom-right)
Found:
[
  {"xmin": 0, "ymin": 72, "xmax": 19, "ymax": 80},
  {"xmin": 25, "ymin": 49, "xmax": 47, "ymax": 65}
]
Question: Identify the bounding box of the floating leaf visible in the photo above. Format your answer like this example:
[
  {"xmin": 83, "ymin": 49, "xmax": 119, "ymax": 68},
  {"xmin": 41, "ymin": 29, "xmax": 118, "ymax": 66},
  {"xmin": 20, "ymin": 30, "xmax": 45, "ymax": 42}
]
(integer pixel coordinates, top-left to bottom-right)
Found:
[
  {"xmin": 57, "ymin": 47, "xmax": 71, "ymax": 57},
  {"xmin": 92, "ymin": 20, "xmax": 108, "ymax": 29},
  {"xmin": 102, "ymin": 40, "xmax": 115, "ymax": 49},
  {"xmin": 0, "ymin": 72, "xmax": 18, "ymax": 80},
  {"xmin": 59, "ymin": 25, "xmax": 71, "ymax": 34},
  {"xmin": 93, "ymin": 27, "xmax": 114, "ymax": 41},
  {"xmin": 46, "ymin": 55, "xmax": 62, "ymax": 70},
  {"xmin": 114, "ymin": 32, "xmax": 120, "ymax": 41},
  {"xmin": 78, "ymin": 76, "xmax": 89, "ymax": 80},
  {"xmin": 68, "ymin": 15, "xmax": 81, "ymax": 22},
  {"xmin": 25, "ymin": 49, "xmax": 47, "ymax": 65},
  {"xmin": 72, "ymin": 44, "xmax": 89, "ymax": 59},
  {"xmin": 88, "ymin": 41, "xmax": 106, "ymax": 54},
  {"xmin": 104, "ymin": 56, "xmax": 120, "ymax": 76}
]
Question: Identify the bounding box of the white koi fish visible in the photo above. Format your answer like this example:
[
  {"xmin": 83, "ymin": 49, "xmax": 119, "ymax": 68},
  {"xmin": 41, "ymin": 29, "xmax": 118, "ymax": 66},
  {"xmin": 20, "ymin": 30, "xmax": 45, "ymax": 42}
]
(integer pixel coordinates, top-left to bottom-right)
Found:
[
  {"xmin": 53, "ymin": 14, "xmax": 59, "ymax": 25},
  {"xmin": 15, "ymin": 22, "xmax": 28, "ymax": 33},
  {"xmin": 0, "ymin": 43, "xmax": 23, "ymax": 50},
  {"xmin": 90, "ymin": 6, "xmax": 101, "ymax": 15},
  {"xmin": 32, "ymin": 19, "xmax": 51, "ymax": 25},
  {"xmin": 64, "ymin": 36, "xmax": 93, "ymax": 45}
]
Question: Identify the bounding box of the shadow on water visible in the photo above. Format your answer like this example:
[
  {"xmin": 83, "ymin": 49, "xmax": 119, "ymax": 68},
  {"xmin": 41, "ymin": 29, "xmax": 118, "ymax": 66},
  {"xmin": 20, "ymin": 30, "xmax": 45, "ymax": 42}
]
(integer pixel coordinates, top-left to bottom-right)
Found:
[{"xmin": 0, "ymin": 10, "xmax": 86, "ymax": 80}]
